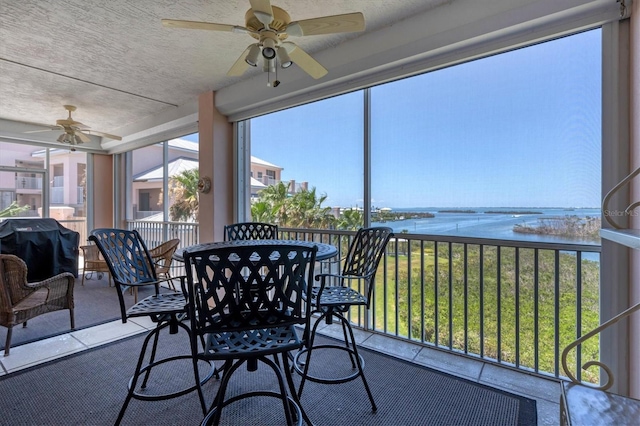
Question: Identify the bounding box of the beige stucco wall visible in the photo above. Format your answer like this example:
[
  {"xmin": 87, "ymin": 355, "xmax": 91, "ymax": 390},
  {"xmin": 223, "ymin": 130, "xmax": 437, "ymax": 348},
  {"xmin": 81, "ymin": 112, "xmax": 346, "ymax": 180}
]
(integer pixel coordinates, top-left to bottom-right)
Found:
[
  {"xmin": 198, "ymin": 91, "xmax": 233, "ymax": 243},
  {"xmin": 92, "ymin": 154, "xmax": 113, "ymax": 228},
  {"xmin": 629, "ymin": 0, "xmax": 640, "ymax": 399}
]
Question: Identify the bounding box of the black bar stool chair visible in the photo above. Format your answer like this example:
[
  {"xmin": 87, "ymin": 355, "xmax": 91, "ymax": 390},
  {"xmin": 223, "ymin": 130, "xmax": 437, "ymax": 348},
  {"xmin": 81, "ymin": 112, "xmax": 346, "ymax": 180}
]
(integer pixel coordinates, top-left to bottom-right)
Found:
[
  {"xmin": 224, "ymin": 222, "xmax": 278, "ymax": 241},
  {"xmin": 183, "ymin": 243, "xmax": 317, "ymax": 426},
  {"xmin": 293, "ymin": 226, "xmax": 393, "ymax": 412},
  {"xmin": 89, "ymin": 228, "xmax": 213, "ymax": 425}
]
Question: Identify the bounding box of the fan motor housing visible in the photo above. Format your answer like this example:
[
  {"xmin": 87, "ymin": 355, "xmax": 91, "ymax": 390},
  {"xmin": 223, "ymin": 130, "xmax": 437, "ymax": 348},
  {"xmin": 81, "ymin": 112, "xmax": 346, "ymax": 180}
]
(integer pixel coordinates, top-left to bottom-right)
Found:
[{"xmin": 245, "ymin": 6, "xmax": 290, "ymax": 40}]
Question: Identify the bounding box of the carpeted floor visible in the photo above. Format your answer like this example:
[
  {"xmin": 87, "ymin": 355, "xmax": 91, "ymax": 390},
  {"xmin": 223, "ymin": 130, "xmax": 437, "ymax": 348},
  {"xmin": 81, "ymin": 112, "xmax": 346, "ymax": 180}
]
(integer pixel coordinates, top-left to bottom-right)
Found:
[
  {"xmin": 0, "ymin": 328, "xmax": 536, "ymax": 426},
  {"xmin": 0, "ymin": 273, "xmax": 159, "ymax": 351}
]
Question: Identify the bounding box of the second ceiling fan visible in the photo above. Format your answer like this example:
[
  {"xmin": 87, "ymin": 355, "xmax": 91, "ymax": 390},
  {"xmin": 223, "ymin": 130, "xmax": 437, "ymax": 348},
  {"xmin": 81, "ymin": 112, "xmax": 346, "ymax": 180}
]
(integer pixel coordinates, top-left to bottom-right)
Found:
[{"xmin": 162, "ymin": 0, "xmax": 365, "ymax": 84}]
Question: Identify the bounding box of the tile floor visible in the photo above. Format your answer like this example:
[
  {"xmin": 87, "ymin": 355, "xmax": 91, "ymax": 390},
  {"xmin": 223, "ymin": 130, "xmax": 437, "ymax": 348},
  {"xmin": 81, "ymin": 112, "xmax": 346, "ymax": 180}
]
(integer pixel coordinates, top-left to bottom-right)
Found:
[{"xmin": 0, "ymin": 315, "xmax": 561, "ymax": 425}]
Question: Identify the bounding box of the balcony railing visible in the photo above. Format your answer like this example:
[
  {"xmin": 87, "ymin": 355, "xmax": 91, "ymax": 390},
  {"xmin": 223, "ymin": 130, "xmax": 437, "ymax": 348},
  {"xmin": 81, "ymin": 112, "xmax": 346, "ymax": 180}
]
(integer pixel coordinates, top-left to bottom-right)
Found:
[
  {"xmin": 51, "ymin": 187, "xmax": 64, "ymax": 204},
  {"xmin": 126, "ymin": 220, "xmax": 199, "ymax": 250},
  {"xmin": 128, "ymin": 220, "xmax": 601, "ymax": 383},
  {"xmin": 15, "ymin": 176, "xmax": 42, "ymax": 190}
]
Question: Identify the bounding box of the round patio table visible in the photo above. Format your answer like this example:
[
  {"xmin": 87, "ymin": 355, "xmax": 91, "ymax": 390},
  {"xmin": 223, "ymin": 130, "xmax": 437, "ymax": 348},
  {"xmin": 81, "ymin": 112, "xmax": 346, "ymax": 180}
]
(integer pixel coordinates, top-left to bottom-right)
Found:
[{"xmin": 173, "ymin": 239, "xmax": 338, "ymax": 262}]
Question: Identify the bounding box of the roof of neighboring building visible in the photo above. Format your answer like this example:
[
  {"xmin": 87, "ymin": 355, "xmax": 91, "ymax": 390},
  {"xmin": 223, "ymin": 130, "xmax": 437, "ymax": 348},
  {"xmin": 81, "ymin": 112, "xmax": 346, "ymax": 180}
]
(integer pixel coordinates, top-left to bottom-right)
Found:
[
  {"xmin": 134, "ymin": 157, "xmax": 197, "ymax": 181},
  {"xmin": 251, "ymin": 177, "xmax": 266, "ymax": 188},
  {"xmin": 168, "ymin": 138, "xmax": 198, "ymax": 152},
  {"xmin": 250, "ymin": 156, "xmax": 281, "ymax": 169},
  {"xmin": 134, "ymin": 157, "xmax": 271, "ymax": 189}
]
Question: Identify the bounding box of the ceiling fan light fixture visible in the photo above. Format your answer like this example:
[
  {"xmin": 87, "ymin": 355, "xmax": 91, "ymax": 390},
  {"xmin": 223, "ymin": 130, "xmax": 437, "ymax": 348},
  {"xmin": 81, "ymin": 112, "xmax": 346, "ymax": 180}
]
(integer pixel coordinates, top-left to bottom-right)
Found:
[
  {"xmin": 245, "ymin": 44, "xmax": 261, "ymax": 66},
  {"xmin": 261, "ymin": 38, "xmax": 277, "ymax": 60},
  {"xmin": 57, "ymin": 134, "xmax": 66, "ymax": 143},
  {"xmin": 277, "ymin": 47, "xmax": 292, "ymax": 68},
  {"xmin": 263, "ymin": 57, "xmax": 276, "ymax": 73}
]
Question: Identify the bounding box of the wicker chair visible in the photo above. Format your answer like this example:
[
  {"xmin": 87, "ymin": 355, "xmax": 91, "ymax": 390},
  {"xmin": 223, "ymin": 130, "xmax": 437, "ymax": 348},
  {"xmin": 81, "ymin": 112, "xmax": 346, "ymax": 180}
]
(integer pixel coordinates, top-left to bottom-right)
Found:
[
  {"xmin": 223, "ymin": 222, "xmax": 278, "ymax": 241},
  {"xmin": 148, "ymin": 239, "xmax": 180, "ymax": 289},
  {"xmin": 80, "ymin": 244, "xmax": 111, "ymax": 286},
  {"xmin": 0, "ymin": 254, "xmax": 75, "ymax": 356},
  {"xmin": 293, "ymin": 226, "xmax": 393, "ymax": 412}
]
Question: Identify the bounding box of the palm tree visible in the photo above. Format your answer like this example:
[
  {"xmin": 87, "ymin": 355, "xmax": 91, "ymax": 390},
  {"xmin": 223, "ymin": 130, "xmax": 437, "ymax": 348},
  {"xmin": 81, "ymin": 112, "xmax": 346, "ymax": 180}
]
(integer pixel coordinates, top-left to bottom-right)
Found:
[
  {"xmin": 287, "ymin": 188, "xmax": 334, "ymax": 228},
  {"xmin": 169, "ymin": 168, "xmax": 199, "ymax": 221},
  {"xmin": 336, "ymin": 208, "xmax": 363, "ymax": 230},
  {"xmin": 250, "ymin": 200, "xmax": 278, "ymax": 223},
  {"xmin": 255, "ymin": 181, "xmax": 290, "ymax": 225},
  {"xmin": 251, "ymin": 183, "xmax": 335, "ymax": 229}
]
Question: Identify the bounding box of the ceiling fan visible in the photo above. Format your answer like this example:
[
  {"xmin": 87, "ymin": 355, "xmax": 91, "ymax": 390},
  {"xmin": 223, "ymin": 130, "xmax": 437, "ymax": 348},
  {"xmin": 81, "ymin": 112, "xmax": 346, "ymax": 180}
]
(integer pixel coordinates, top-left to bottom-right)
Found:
[
  {"xmin": 162, "ymin": 0, "xmax": 365, "ymax": 85},
  {"xmin": 25, "ymin": 105, "xmax": 122, "ymax": 151}
]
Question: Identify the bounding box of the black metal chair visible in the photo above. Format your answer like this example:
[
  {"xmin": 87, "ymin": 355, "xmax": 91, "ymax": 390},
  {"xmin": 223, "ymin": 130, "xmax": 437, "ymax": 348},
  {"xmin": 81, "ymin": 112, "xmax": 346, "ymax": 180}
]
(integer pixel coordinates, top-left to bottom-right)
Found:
[
  {"xmin": 224, "ymin": 222, "xmax": 279, "ymax": 241},
  {"xmin": 184, "ymin": 243, "xmax": 317, "ymax": 426},
  {"xmin": 293, "ymin": 226, "xmax": 393, "ymax": 412},
  {"xmin": 89, "ymin": 228, "xmax": 211, "ymax": 425}
]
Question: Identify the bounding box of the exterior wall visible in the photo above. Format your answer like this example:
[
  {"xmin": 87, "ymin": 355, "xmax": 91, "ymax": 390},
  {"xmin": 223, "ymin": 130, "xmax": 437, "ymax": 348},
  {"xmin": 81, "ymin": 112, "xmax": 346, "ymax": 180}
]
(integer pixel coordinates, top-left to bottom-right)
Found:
[
  {"xmin": 629, "ymin": 0, "xmax": 640, "ymax": 399},
  {"xmin": 92, "ymin": 154, "xmax": 113, "ymax": 228},
  {"xmin": 49, "ymin": 152, "xmax": 86, "ymax": 207},
  {"xmin": 251, "ymin": 163, "xmax": 281, "ymax": 186}
]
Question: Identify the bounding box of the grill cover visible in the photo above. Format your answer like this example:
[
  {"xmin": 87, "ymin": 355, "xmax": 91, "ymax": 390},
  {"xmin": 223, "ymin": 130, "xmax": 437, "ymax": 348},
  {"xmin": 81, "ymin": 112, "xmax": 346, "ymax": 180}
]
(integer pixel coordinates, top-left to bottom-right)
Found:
[{"xmin": 0, "ymin": 218, "xmax": 79, "ymax": 282}]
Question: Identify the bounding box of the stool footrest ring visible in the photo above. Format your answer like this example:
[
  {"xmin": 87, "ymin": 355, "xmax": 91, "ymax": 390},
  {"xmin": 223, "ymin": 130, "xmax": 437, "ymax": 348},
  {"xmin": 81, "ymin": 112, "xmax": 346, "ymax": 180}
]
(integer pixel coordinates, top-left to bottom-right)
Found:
[
  {"xmin": 201, "ymin": 392, "xmax": 303, "ymax": 426},
  {"xmin": 129, "ymin": 355, "xmax": 214, "ymax": 402},
  {"xmin": 293, "ymin": 344, "xmax": 365, "ymax": 384}
]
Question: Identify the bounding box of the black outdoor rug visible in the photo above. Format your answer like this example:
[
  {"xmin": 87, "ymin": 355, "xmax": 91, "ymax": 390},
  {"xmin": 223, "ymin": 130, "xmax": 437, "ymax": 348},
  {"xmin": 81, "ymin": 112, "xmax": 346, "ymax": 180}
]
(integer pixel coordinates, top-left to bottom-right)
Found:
[
  {"xmin": 0, "ymin": 328, "xmax": 536, "ymax": 426},
  {"xmin": 0, "ymin": 275, "xmax": 159, "ymax": 351}
]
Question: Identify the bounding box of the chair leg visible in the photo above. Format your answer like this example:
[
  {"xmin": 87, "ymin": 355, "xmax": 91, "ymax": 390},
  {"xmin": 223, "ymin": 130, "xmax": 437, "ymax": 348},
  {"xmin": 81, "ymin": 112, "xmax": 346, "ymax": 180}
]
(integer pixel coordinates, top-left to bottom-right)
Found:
[
  {"xmin": 140, "ymin": 323, "xmax": 162, "ymax": 389},
  {"xmin": 70, "ymin": 309, "xmax": 75, "ymax": 330},
  {"xmin": 206, "ymin": 358, "xmax": 243, "ymax": 426},
  {"xmin": 294, "ymin": 310, "xmax": 377, "ymax": 413},
  {"xmin": 202, "ymin": 356, "xmax": 303, "ymax": 426},
  {"xmin": 4, "ymin": 327, "xmax": 12, "ymax": 356},
  {"xmin": 268, "ymin": 355, "xmax": 299, "ymax": 426},
  {"xmin": 115, "ymin": 323, "xmax": 163, "ymax": 425},
  {"xmin": 340, "ymin": 318, "xmax": 357, "ymax": 368},
  {"xmin": 282, "ymin": 352, "xmax": 313, "ymax": 426},
  {"xmin": 166, "ymin": 272, "xmax": 176, "ymax": 291},
  {"xmin": 115, "ymin": 318, "xmax": 210, "ymax": 425},
  {"xmin": 338, "ymin": 312, "xmax": 377, "ymax": 412},
  {"xmin": 296, "ymin": 311, "xmax": 328, "ymax": 398}
]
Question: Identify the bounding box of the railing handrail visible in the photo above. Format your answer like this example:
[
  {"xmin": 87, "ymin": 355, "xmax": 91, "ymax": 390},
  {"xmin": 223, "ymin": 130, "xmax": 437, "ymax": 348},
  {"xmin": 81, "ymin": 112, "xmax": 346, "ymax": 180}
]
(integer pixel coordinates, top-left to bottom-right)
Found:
[
  {"xmin": 280, "ymin": 227, "xmax": 601, "ymax": 253},
  {"xmin": 561, "ymin": 302, "xmax": 640, "ymax": 391},
  {"xmin": 602, "ymin": 166, "xmax": 640, "ymax": 229},
  {"xmin": 125, "ymin": 219, "xmax": 200, "ymax": 226},
  {"xmin": 128, "ymin": 220, "xmax": 602, "ymax": 383}
]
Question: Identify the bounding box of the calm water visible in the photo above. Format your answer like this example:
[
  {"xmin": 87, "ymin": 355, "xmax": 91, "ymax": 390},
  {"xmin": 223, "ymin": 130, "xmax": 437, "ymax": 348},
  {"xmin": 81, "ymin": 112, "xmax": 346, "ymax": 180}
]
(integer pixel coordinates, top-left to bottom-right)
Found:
[{"xmin": 371, "ymin": 207, "xmax": 601, "ymax": 247}]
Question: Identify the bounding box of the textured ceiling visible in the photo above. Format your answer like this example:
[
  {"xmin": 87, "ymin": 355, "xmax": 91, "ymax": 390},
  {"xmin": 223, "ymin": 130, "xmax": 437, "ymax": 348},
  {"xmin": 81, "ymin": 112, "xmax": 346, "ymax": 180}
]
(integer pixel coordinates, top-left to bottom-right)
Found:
[{"xmin": 0, "ymin": 0, "xmax": 449, "ymax": 138}]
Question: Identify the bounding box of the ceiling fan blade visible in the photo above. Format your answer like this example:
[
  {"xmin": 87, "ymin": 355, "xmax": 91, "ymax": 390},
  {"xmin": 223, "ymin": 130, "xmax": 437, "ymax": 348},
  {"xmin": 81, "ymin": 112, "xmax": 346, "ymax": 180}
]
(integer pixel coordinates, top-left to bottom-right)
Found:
[
  {"xmin": 24, "ymin": 125, "xmax": 61, "ymax": 133},
  {"xmin": 249, "ymin": 0, "xmax": 273, "ymax": 27},
  {"xmin": 227, "ymin": 46, "xmax": 253, "ymax": 77},
  {"xmin": 286, "ymin": 12, "xmax": 365, "ymax": 37},
  {"xmin": 85, "ymin": 130, "xmax": 122, "ymax": 141},
  {"xmin": 161, "ymin": 19, "xmax": 248, "ymax": 33},
  {"xmin": 75, "ymin": 130, "xmax": 91, "ymax": 143},
  {"xmin": 283, "ymin": 42, "xmax": 328, "ymax": 79}
]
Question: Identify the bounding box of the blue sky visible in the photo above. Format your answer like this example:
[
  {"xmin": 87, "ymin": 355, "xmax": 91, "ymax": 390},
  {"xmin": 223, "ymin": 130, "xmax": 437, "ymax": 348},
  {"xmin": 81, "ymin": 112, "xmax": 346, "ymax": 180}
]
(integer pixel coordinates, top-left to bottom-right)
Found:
[{"xmin": 243, "ymin": 29, "xmax": 601, "ymax": 209}]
